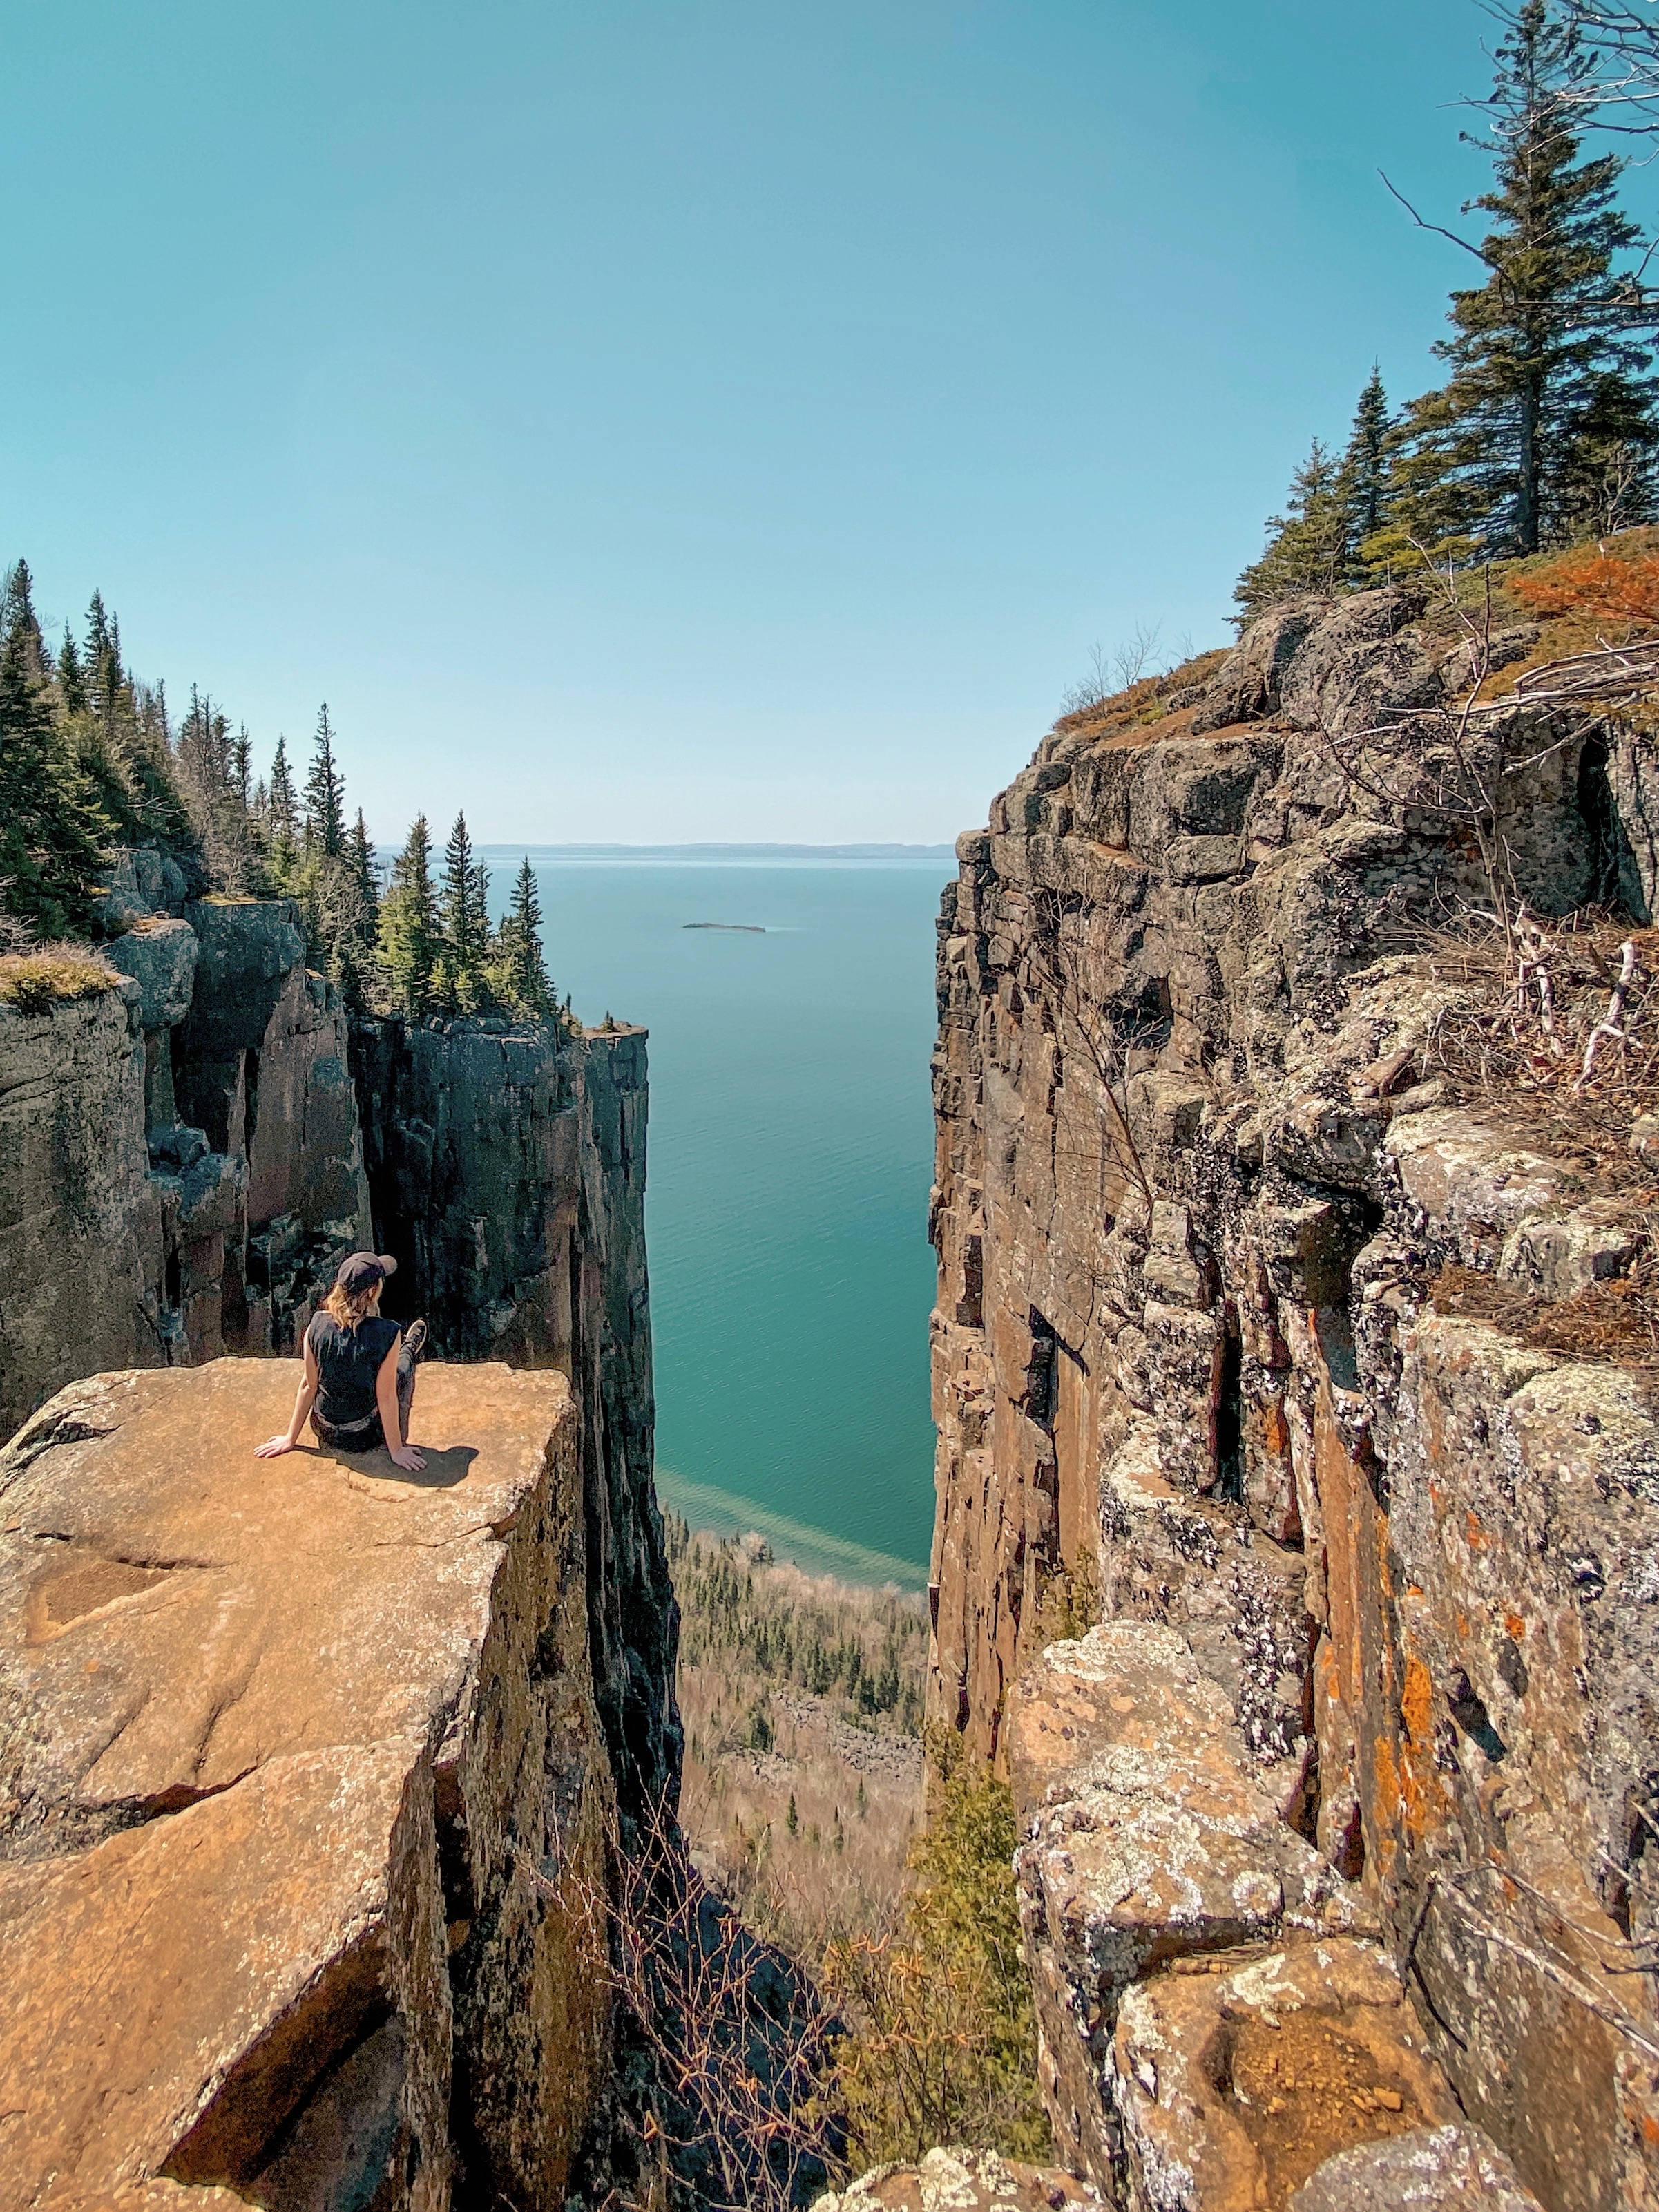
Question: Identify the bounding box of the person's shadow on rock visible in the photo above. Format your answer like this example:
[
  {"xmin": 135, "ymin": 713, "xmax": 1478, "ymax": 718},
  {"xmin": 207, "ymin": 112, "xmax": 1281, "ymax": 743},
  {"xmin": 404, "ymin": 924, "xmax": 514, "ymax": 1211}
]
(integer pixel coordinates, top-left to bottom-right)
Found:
[{"xmin": 316, "ymin": 1442, "xmax": 480, "ymax": 1489}]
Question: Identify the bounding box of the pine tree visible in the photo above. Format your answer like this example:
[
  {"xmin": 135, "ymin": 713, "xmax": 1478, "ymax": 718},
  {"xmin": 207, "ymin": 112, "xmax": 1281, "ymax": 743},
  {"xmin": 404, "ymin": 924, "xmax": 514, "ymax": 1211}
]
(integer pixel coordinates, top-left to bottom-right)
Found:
[
  {"xmin": 439, "ymin": 811, "xmax": 489, "ymax": 1008},
  {"xmin": 83, "ymin": 592, "xmax": 124, "ymax": 721},
  {"xmin": 378, "ymin": 814, "xmax": 440, "ymax": 1018},
  {"xmin": 0, "ymin": 619, "xmax": 113, "ymax": 936},
  {"xmin": 304, "ymin": 705, "xmax": 347, "ymax": 857},
  {"xmin": 57, "ymin": 628, "xmax": 86, "ymax": 714},
  {"xmin": 1234, "ymin": 440, "xmax": 1352, "ymax": 620},
  {"xmin": 491, "ymin": 856, "xmax": 553, "ymax": 1018},
  {"xmin": 1342, "ymin": 367, "xmax": 1394, "ymax": 557},
  {"xmin": 1, "ymin": 562, "xmax": 46, "ymax": 685},
  {"xmin": 349, "ymin": 809, "xmax": 380, "ymax": 940},
  {"xmin": 267, "ymin": 736, "xmax": 299, "ymax": 877},
  {"xmin": 1383, "ymin": 0, "xmax": 1657, "ymax": 560}
]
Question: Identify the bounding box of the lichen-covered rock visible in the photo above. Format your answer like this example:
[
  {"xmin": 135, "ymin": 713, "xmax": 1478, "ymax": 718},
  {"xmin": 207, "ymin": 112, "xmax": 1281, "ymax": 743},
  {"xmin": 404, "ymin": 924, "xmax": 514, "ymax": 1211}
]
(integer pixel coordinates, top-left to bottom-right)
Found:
[
  {"xmin": 1287, "ymin": 2123, "xmax": 1546, "ymax": 2211},
  {"xmin": 0, "ymin": 1359, "xmax": 613, "ymax": 2212},
  {"xmin": 928, "ymin": 598, "xmax": 1659, "ymax": 2209},
  {"xmin": 1113, "ymin": 1938, "xmax": 1456, "ymax": 2211},
  {"xmin": 813, "ymin": 2146, "xmax": 1101, "ymax": 2212},
  {"xmin": 1010, "ymin": 1625, "xmax": 1375, "ymax": 2188},
  {"xmin": 106, "ymin": 915, "xmax": 199, "ymax": 1034}
]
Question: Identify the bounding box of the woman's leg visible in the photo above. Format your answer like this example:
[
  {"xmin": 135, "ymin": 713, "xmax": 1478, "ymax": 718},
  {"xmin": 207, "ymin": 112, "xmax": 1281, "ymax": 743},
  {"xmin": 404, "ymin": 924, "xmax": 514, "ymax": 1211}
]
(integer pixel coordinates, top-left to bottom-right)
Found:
[{"xmin": 395, "ymin": 1350, "xmax": 417, "ymax": 1445}]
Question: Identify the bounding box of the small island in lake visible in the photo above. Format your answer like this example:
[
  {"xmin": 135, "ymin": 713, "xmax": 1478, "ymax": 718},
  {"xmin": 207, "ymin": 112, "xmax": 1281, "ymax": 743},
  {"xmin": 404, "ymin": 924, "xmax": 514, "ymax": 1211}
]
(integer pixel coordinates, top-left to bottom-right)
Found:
[{"xmin": 683, "ymin": 922, "xmax": 766, "ymax": 933}]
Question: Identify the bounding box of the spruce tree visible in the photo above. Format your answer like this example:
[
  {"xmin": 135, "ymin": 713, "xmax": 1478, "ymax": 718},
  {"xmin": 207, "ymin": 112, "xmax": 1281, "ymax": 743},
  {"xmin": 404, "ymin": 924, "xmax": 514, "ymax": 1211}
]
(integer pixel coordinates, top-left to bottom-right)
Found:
[
  {"xmin": 439, "ymin": 810, "xmax": 488, "ymax": 1007},
  {"xmin": 304, "ymin": 705, "xmax": 347, "ymax": 857},
  {"xmin": 1234, "ymin": 440, "xmax": 1352, "ymax": 620},
  {"xmin": 267, "ymin": 735, "xmax": 299, "ymax": 876},
  {"xmin": 0, "ymin": 620, "xmax": 112, "ymax": 937},
  {"xmin": 1385, "ymin": 0, "xmax": 1656, "ymax": 558},
  {"xmin": 349, "ymin": 809, "xmax": 379, "ymax": 938},
  {"xmin": 1342, "ymin": 367, "xmax": 1394, "ymax": 558},
  {"xmin": 1, "ymin": 562, "xmax": 46, "ymax": 684},
  {"xmin": 57, "ymin": 628, "xmax": 86, "ymax": 714},
  {"xmin": 378, "ymin": 813, "xmax": 441, "ymax": 1018},
  {"xmin": 493, "ymin": 856, "xmax": 553, "ymax": 1018}
]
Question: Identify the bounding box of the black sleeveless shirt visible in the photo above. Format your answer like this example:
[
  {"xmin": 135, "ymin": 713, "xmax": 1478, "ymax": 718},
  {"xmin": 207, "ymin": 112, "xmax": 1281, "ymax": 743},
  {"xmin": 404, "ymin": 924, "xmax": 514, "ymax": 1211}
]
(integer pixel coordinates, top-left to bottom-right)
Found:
[{"xmin": 307, "ymin": 1313, "xmax": 401, "ymax": 1428}]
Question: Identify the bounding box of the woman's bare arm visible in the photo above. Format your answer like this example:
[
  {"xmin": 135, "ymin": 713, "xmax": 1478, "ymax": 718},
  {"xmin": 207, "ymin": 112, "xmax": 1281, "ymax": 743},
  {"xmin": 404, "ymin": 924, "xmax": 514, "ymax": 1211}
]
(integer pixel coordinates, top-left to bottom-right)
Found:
[
  {"xmin": 254, "ymin": 1337, "xmax": 320, "ymax": 1458},
  {"xmin": 376, "ymin": 1340, "xmax": 424, "ymax": 1472}
]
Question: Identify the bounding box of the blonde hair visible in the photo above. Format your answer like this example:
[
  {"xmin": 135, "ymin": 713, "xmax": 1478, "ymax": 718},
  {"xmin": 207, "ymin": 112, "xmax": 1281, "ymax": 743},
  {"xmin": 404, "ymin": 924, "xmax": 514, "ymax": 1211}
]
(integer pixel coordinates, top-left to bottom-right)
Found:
[{"xmin": 323, "ymin": 1279, "xmax": 380, "ymax": 1332}]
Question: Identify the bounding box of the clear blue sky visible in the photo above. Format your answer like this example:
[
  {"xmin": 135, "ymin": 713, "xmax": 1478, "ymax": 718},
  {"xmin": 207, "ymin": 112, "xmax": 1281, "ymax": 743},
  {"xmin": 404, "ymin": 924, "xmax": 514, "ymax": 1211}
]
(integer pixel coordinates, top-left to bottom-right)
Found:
[{"xmin": 0, "ymin": 1, "xmax": 1553, "ymax": 843}]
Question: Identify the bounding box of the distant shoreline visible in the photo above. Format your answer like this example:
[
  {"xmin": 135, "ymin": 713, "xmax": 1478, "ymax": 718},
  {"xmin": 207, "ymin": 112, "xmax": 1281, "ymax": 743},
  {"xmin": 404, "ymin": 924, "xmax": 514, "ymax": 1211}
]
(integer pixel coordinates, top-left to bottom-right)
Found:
[{"xmin": 476, "ymin": 841, "xmax": 957, "ymax": 859}]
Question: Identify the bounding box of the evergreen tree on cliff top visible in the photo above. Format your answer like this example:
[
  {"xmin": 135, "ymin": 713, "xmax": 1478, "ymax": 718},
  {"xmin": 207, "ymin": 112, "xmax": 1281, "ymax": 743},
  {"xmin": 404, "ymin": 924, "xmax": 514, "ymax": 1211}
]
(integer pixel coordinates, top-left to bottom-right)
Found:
[
  {"xmin": 1234, "ymin": 439, "xmax": 1353, "ymax": 621},
  {"xmin": 0, "ymin": 584, "xmax": 113, "ymax": 937},
  {"xmin": 265, "ymin": 735, "xmax": 300, "ymax": 879},
  {"xmin": 490, "ymin": 856, "xmax": 553, "ymax": 1019},
  {"xmin": 1343, "ymin": 367, "xmax": 1394, "ymax": 547},
  {"xmin": 437, "ymin": 810, "xmax": 490, "ymax": 1011},
  {"xmin": 304, "ymin": 705, "xmax": 347, "ymax": 857},
  {"xmin": 1379, "ymin": 0, "xmax": 1657, "ymax": 561},
  {"xmin": 378, "ymin": 813, "xmax": 440, "ymax": 1018}
]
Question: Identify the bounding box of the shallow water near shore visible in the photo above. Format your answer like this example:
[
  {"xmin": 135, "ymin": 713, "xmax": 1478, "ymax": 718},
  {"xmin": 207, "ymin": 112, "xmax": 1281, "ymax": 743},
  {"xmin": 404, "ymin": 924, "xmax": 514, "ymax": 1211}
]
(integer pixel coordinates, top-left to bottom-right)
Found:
[{"xmin": 483, "ymin": 848, "xmax": 955, "ymax": 1582}]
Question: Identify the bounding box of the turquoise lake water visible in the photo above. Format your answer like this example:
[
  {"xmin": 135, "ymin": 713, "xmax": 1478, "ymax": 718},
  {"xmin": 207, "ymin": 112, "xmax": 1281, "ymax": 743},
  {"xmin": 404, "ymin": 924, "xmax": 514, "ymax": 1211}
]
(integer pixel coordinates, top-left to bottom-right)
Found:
[{"xmin": 482, "ymin": 848, "xmax": 957, "ymax": 1584}]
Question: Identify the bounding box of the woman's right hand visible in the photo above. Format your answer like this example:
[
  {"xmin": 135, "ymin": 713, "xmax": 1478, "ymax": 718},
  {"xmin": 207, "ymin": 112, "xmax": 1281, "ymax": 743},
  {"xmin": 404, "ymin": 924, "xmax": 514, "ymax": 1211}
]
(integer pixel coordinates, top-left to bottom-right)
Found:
[
  {"xmin": 254, "ymin": 1435, "xmax": 296, "ymax": 1459},
  {"xmin": 388, "ymin": 1444, "xmax": 426, "ymax": 1474}
]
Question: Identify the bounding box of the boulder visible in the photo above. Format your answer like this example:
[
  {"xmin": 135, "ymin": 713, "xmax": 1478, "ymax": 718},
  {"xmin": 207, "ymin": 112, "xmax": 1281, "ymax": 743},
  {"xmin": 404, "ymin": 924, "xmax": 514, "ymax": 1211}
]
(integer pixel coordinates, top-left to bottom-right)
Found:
[
  {"xmin": 0, "ymin": 1359, "xmax": 614, "ymax": 2212},
  {"xmin": 1113, "ymin": 1938, "xmax": 1457, "ymax": 2211},
  {"xmin": 1289, "ymin": 2123, "xmax": 1547, "ymax": 2210},
  {"xmin": 812, "ymin": 2147, "xmax": 1101, "ymax": 2212},
  {"xmin": 105, "ymin": 917, "xmax": 199, "ymax": 1033}
]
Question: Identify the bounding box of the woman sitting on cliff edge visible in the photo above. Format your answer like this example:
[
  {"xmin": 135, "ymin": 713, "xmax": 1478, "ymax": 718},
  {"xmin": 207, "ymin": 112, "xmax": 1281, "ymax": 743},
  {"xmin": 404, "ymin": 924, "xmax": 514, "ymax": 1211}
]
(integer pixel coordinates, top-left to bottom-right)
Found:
[{"xmin": 254, "ymin": 1252, "xmax": 429, "ymax": 1472}]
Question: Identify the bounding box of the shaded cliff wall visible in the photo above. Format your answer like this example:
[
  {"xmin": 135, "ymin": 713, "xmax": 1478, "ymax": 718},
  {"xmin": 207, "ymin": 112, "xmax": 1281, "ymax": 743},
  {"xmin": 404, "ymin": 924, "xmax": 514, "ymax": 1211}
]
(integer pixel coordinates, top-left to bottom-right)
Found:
[
  {"xmin": 1, "ymin": 889, "xmax": 369, "ymax": 1440},
  {"xmin": 353, "ymin": 1016, "xmax": 680, "ymax": 1829},
  {"xmin": 0, "ymin": 1360, "xmax": 612, "ymax": 2212},
  {"xmin": 928, "ymin": 595, "xmax": 1659, "ymax": 2211}
]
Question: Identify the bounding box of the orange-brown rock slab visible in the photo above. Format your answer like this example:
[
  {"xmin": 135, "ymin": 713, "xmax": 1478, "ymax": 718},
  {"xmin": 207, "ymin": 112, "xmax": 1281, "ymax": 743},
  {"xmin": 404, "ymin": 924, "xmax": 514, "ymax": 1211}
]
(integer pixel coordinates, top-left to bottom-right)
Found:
[
  {"xmin": 1113, "ymin": 1938, "xmax": 1457, "ymax": 2211},
  {"xmin": 0, "ymin": 1360, "xmax": 613, "ymax": 2212},
  {"xmin": 1009, "ymin": 1625, "xmax": 1375, "ymax": 2191}
]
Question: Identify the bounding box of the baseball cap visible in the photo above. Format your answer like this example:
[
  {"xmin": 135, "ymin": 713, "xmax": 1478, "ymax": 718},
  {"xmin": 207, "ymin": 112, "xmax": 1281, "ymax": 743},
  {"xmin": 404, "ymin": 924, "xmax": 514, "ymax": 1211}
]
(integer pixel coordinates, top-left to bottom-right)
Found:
[{"xmin": 335, "ymin": 1252, "xmax": 399, "ymax": 1293}]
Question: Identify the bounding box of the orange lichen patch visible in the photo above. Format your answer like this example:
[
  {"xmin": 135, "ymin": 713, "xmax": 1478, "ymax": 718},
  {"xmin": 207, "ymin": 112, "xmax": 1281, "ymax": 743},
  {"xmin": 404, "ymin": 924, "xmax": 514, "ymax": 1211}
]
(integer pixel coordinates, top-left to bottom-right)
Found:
[
  {"xmin": 1400, "ymin": 1656, "xmax": 1435, "ymax": 1746},
  {"xmin": 1504, "ymin": 1612, "xmax": 1526, "ymax": 1641},
  {"xmin": 1262, "ymin": 1401, "xmax": 1290, "ymax": 1456},
  {"xmin": 1464, "ymin": 1511, "xmax": 1489, "ymax": 1552}
]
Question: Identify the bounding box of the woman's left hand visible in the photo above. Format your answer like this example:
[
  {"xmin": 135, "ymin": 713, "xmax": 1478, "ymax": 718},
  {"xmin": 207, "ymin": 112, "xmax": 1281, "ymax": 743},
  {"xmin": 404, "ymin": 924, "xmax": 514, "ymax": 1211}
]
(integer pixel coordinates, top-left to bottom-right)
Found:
[{"xmin": 253, "ymin": 1435, "xmax": 296, "ymax": 1459}]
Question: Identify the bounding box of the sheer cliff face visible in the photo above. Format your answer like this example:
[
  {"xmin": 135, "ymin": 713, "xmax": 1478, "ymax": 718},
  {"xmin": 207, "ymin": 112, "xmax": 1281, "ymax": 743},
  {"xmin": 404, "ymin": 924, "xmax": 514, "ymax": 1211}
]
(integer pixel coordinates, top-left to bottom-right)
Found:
[
  {"xmin": 353, "ymin": 1016, "xmax": 680, "ymax": 1828},
  {"xmin": 928, "ymin": 594, "xmax": 1659, "ymax": 2211},
  {"xmin": 0, "ymin": 890, "xmax": 679, "ymax": 1838}
]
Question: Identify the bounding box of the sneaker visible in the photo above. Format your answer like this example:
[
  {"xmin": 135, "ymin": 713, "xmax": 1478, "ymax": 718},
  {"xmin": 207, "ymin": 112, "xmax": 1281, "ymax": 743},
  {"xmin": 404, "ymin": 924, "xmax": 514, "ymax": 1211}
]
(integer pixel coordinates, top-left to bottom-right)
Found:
[{"xmin": 402, "ymin": 1319, "xmax": 430, "ymax": 1363}]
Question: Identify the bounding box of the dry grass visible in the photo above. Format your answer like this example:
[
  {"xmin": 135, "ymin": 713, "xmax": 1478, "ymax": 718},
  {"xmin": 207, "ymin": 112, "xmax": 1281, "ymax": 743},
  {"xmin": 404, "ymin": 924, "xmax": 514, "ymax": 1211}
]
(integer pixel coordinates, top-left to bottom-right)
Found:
[
  {"xmin": 1049, "ymin": 647, "xmax": 1229, "ymax": 743},
  {"xmin": 668, "ymin": 1521, "xmax": 927, "ymax": 1965},
  {"xmin": 1430, "ymin": 1260, "xmax": 1659, "ymax": 1393},
  {"xmin": 0, "ymin": 944, "xmax": 121, "ymax": 1012}
]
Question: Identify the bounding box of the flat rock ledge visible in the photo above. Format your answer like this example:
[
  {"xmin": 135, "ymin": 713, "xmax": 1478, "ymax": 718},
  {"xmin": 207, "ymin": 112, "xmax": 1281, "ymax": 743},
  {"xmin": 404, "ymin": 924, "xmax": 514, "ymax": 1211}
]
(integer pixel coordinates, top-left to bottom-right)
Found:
[
  {"xmin": 812, "ymin": 2146, "xmax": 1102, "ymax": 2212},
  {"xmin": 0, "ymin": 1360, "xmax": 614, "ymax": 2212}
]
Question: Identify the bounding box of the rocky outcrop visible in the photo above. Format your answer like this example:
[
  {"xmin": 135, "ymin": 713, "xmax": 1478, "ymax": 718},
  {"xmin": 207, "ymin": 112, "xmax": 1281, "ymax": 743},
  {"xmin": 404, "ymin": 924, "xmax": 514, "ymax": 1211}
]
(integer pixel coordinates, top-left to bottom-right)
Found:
[
  {"xmin": 0, "ymin": 876, "xmax": 678, "ymax": 1844},
  {"xmin": 0, "ymin": 1359, "xmax": 611, "ymax": 2212},
  {"xmin": 1, "ymin": 880, "xmax": 370, "ymax": 1436},
  {"xmin": 928, "ymin": 597, "xmax": 1659, "ymax": 2210}
]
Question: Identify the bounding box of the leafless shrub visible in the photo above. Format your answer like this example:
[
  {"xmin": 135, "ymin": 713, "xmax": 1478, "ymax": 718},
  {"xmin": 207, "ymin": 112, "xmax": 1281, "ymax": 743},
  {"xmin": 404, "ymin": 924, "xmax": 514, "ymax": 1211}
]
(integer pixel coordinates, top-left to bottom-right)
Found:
[
  {"xmin": 545, "ymin": 1795, "xmax": 842, "ymax": 2212},
  {"xmin": 1061, "ymin": 622, "xmax": 1172, "ymax": 714}
]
